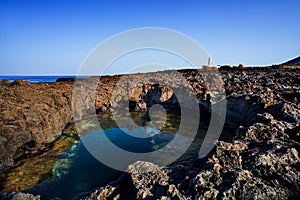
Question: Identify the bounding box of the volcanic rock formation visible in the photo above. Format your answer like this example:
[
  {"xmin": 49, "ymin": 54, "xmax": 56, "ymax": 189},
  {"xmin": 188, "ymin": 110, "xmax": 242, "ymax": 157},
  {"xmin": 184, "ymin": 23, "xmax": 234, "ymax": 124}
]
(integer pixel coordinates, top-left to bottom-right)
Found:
[{"xmin": 0, "ymin": 67, "xmax": 299, "ymax": 199}]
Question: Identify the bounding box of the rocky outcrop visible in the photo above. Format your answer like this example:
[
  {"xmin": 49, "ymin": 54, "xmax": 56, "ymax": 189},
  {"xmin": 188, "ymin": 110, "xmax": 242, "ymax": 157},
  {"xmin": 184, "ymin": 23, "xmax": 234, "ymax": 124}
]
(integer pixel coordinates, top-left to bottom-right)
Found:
[
  {"xmin": 0, "ymin": 68, "xmax": 300, "ymax": 199},
  {"xmin": 79, "ymin": 68, "xmax": 300, "ymax": 199},
  {"xmin": 281, "ymin": 56, "xmax": 300, "ymax": 66},
  {"xmin": 0, "ymin": 70, "xmax": 213, "ymax": 172},
  {"xmin": 82, "ymin": 161, "xmax": 169, "ymax": 200},
  {"xmin": 82, "ymin": 111, "xmax": 299, "ymax": 199},
  {"xmin": 0, "ymin": 81, "xmax": 73, "ymax": 172}
]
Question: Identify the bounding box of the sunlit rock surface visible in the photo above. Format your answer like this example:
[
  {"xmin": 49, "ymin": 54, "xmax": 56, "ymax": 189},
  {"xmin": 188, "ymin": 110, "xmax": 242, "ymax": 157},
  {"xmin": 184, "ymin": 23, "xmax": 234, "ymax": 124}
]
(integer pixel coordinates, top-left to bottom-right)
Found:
[{"xmin": 0, "ymin": 67, "xmax": 299, "ymax": 199}]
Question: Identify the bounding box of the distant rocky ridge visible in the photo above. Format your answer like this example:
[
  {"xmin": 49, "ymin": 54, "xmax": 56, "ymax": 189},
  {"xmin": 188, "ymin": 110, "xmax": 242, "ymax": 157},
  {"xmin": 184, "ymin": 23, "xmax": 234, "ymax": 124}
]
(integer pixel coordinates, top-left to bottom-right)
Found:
[
  {"xmin": 0, "ymin": 67, "xmax": 299, "ymax": 199},
  {"xmin": 281, "ymin": 56, "xmax": 300, "ymax": 66}
]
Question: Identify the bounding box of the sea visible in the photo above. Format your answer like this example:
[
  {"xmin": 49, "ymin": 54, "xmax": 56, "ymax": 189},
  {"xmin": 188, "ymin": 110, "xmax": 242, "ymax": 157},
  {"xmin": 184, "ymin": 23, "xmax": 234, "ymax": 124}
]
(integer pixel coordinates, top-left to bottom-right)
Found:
[{"xmin": 0, "ymin": 76, "xmax": 79, "ymax": 83}]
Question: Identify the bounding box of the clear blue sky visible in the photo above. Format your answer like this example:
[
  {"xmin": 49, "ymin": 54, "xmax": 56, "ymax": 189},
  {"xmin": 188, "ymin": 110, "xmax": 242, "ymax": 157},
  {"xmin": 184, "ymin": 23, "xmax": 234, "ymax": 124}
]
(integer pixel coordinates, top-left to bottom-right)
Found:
[{"xmin": 1, "ymin": 0, "xmax": 300, "ymax": 75}]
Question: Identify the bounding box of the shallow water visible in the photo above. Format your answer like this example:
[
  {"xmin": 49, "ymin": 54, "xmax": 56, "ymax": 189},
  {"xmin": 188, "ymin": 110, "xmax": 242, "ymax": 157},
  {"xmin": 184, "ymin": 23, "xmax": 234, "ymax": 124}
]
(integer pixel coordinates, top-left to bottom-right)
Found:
[{"xmin": 1, "ymin": 112, "xmax": 234, "ymax": 199}]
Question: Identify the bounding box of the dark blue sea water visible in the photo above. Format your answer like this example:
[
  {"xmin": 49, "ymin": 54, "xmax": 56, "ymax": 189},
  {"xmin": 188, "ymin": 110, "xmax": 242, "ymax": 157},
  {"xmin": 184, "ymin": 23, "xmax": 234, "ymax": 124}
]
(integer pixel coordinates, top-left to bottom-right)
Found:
[{"xmin": 0, "ymin": 76, "xmax": 78, "ymax": 83}]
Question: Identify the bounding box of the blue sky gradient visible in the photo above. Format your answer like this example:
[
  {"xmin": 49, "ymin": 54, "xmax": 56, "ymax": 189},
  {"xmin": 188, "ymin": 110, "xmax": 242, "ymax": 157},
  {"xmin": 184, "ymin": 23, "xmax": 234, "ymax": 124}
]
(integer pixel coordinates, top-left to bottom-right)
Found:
[{"xmin": 1, "ymin": 0, "xmax": 300, "ymax": 75}]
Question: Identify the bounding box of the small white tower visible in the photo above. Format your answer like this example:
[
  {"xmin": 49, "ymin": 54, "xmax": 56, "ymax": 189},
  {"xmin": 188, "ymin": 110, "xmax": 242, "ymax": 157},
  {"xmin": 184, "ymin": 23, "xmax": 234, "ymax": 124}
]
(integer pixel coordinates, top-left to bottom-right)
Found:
[{"xmin": 208, "ymin": 57, "xmax": 212, "ymax": 66}]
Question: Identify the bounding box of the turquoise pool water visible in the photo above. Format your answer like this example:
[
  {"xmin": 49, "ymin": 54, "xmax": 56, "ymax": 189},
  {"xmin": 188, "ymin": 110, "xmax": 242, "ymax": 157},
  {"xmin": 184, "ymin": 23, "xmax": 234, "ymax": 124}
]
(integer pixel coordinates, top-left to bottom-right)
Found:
[{"xmin": 27, "ymin": 125, "xmax": 201, "ymax": 199}]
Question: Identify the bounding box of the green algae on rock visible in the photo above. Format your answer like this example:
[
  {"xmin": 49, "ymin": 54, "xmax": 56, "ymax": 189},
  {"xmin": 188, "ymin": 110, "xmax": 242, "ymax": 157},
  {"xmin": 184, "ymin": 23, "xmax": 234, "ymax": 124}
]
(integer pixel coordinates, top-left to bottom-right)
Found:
[
  {"xmin": 52, "ymin": 142, "xmax": 79, "ymax": 178},
  {"xmin": 0, "ymin": 130, "xmax": 78, "ymax": 192}
]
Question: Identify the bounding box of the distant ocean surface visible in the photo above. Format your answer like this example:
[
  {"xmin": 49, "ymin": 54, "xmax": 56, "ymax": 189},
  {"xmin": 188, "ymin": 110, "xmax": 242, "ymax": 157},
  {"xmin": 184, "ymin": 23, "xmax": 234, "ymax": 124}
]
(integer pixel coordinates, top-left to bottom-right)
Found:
[{"xmin": 0, "ymin": 76, "xmax": 79, "ymax": 83}]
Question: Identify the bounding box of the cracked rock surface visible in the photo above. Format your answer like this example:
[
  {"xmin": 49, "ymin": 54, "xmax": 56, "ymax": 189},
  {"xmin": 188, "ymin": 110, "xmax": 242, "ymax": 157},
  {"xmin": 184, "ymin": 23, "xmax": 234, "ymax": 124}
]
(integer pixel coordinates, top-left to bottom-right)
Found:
[{"xmin": 0, "ymin": 68, "xmax": 299, "ymax": 199}]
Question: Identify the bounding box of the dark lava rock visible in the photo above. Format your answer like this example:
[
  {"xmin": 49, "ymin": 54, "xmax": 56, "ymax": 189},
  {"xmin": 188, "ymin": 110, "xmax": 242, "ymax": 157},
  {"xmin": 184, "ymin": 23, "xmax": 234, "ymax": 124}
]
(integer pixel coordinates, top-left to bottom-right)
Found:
[
  {"xmin": 82, "ymin": 119, "xmax": 299, "ymax": 199},
  {"xmin": 78, "ymin": 69, "xmax": 300, "ymax": 200},
  {"xmin": 55, "ymin": 78, "xmax": 76, "ymax": 82},
  {"xmin": 0, "ymin": 68, "xmax": 300, "ymax": 199}
]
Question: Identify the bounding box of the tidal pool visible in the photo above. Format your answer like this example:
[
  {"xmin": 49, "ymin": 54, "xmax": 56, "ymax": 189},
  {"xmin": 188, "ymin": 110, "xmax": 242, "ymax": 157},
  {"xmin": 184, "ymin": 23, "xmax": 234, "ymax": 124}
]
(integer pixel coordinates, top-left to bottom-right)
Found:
[{"xmin": 1, "ymin": 112, "xmax": 234, "ymax": 199}]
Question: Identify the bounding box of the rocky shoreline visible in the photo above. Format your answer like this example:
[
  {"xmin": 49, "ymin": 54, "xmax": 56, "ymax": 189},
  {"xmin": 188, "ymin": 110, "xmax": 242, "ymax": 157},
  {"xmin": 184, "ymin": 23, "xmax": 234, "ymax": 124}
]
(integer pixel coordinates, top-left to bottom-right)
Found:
[{"xmin": 0, "ymin": 67, "xmax": 299, "ymax": 199}]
